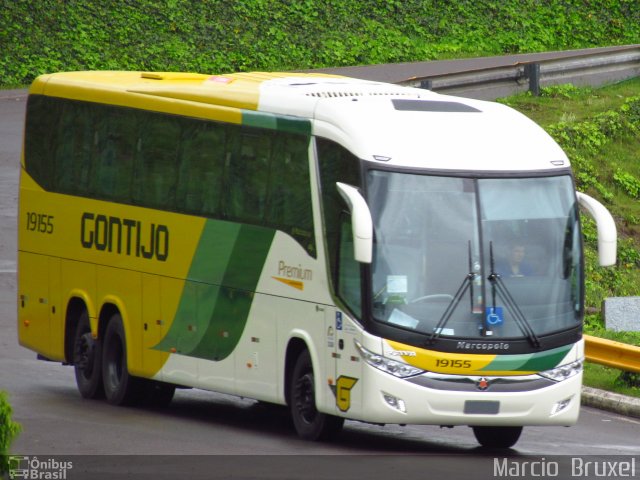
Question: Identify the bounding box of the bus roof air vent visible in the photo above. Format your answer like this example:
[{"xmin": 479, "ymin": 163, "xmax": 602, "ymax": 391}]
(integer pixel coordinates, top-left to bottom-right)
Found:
[
  {"xmin": 392, "ymin": 99, "xmax": 482, "ymax": 113},
  {"xmin": 305, "ymin": 90, "xmax": 421, "ymax": 99}
]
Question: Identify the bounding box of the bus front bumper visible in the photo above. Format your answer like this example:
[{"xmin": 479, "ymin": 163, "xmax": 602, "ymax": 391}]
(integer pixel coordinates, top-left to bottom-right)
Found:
[{"xmin": 349, "ymin": 366, "xmax": 582, "ymax": 427}]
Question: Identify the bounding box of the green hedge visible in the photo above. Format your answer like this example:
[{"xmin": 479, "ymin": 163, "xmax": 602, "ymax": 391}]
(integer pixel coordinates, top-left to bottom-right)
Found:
[
  {"xmin": 1, "ymin": 0, "xmax": 639, "ymax": 86},
  {"xmin": 0, "ymin": 392, "xmax": 21, "ymax": 476}
]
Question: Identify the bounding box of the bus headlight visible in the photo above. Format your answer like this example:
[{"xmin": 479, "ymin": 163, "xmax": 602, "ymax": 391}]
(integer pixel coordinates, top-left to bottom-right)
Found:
[
  {"xmin": 355, "ymin": 340, "xmax": 424, "ymax": 378},
  {"xmin": 539, "ymin": 359, "xmax": 583, "ymax": 382}
]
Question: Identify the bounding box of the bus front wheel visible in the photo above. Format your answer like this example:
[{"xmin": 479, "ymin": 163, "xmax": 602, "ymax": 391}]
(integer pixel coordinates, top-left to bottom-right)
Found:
[
  {"xmin": 290, "ymin": 350, "xmax": 344, "ymax": 441},
  {"xmin": 102, "ymin": 313, "xmax": 143, "ymax": 406},
  {"xmin": 472, "ymin": 425, "xmax": 523, "ymax": 448},
  {"xmin": 73, "ymin": 311, "xmax": 104, "ymax": 399}
]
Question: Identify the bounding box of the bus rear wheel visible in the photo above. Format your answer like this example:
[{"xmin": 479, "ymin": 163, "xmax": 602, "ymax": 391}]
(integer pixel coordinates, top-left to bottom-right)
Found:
[
  {"xmin": 73, "ymin": 311, "xmax": 104, "ymax": 399},
  {"xmin": 472, "ymin": 426, "xmax": 523, "ymax": 448},
  {"xmin": 290, "ymin": 350, "xmax": 344, "ymax": 441},
  {"xmin": 102, "ymin": 313, "xmax": 144, "ymax": 406}
]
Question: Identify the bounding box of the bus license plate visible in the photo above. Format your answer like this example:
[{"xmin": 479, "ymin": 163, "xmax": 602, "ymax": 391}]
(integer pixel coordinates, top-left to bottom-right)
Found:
[{"xmin": 464, "ymin": 400, "xmax": 500, "ymax": 414}]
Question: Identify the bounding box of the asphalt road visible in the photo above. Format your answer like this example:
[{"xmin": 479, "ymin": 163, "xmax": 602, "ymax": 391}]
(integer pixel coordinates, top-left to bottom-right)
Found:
[{"xmin": 1, "ymin": 83, "xmax": 639, "ymax": 479}]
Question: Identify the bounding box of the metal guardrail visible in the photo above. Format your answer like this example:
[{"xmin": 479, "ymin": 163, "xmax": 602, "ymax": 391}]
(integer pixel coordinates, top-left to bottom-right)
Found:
[
  {"xmin": 584, "ymin": 334, "xmax": 640, "ymax": 374},
  {"xmin": 399, "ymin": 45, "xmax": 640, "ymax": 100}
]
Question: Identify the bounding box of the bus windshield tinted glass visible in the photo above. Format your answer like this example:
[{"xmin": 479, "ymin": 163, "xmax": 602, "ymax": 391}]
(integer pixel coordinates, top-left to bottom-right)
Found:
[{"xmin": 368, "ymin": 171, "xmax": 581, "ymax": 340}]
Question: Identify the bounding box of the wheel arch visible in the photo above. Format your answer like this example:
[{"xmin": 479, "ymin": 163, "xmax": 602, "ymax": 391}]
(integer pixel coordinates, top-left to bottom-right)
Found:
[
  {"xmin": 98, "ymin": 295, "xmax": 142, "ymax": 375},
  {"xmin": 284, "ymin": 332, "xmax": 326, "ymax": 408},
  {"xmin": 98, "ymin": 301, "xmax": 121, "ymax": 340},
  {"xmin": 63, "ymin": 291, "xmax": 95, "ymax": 364}
]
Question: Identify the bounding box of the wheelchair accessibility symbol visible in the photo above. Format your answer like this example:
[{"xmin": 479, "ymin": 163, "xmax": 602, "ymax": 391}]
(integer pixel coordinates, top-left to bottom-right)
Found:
[{"xmin": 485, "ymin": 306, "xmax": 504, "ymax": 326}]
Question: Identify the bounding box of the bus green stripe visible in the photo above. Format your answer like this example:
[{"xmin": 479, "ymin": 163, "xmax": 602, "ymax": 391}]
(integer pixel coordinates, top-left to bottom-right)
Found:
[
  {"xmin": 480, "ymin": 345, "xmax": 572, "ymax": 372},
  {"xmin": 219, "ymin": 224, "xmax": 275, "ymax": 290},
  {"xmin": 187, "ymin": 221, "xmax": 240, "ymax": 284},
  {"xmin": 516, "ymin": 345, "xmax": 573, "ymax": 372},
  {"xmin": 189, "ymin": 225, "xmax": 274, "ymax": 360},
  {"xmin": 154, "ymin": 220, "xmax": 275, "ymax": 361},
  {"xmin": 171, "ymin": 283, "xmax": 220, "ymax": 355}
]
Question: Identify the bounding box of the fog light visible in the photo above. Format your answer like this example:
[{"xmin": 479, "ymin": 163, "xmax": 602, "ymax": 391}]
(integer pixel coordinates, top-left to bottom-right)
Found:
[
  {"xmin": 383, "ymin": 392, "xmax": 406, "ymax": 413},
  {"xmin": 551, "ymin": 396, "xmax": 573, "ymax": 415}
]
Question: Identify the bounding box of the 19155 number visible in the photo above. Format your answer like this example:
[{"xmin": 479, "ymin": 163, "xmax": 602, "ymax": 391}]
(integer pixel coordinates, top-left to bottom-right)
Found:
[
  {"xmin": 436, "ymin": 359, "xmax": 472, "ymax": 369},
  {"xmin": 26, "ymin": 212, "xmax": 54, "ymax": 234}
]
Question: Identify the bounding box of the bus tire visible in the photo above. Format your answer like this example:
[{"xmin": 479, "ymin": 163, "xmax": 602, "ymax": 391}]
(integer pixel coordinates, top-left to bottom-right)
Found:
[
  {"xmin": 73, "ymin": 310, "xmax": 104, "ymax": 399},
  {"xmin": 472, "ymin": 426, "xmax": 523, "ymax": 448},
  {"xmin": 102, "ymin": 312, "xmax": 144, "ymax": 406},
  {"xmin": 290, "ymin": 350, "xmax": 344, "ymax": 441}
]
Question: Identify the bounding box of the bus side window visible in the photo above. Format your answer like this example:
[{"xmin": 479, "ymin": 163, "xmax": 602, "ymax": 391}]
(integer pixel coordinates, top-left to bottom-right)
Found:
[
  {"xmin": 226, "ymin": 129, "xmax": 271, "ymax": 224},
  {"xmin": 25, "ymin": 96, "xmax": 57, "ymax": 191},
  {"xmin": 133, "ymin": 114, "xmax": 180, "ymax": 210},
  {"xmin": 54, "ymin": 100, "xmax": 94, "ymax": 196},
  {"xmin": 177, "ymin": 121, "xmax": 226, "ymax": 217},
  {"xmin": 91, "ymin": 107, "xmax": 136, "ymax": 202},
  {"xmin": 267, "ymin": 134, "xmax": 315, "ymax": 255}
]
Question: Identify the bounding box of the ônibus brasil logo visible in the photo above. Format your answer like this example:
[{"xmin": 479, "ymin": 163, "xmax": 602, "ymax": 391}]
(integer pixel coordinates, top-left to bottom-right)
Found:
[{"xmin": 8, "ymin": 456, "xmax": 73, "ymax": 479}]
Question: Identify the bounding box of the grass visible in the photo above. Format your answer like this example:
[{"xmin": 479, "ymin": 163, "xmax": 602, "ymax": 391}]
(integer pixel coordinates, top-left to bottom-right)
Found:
[
  {"xmin": 500, "ymin": 78, "xmax": 640, "ymax": 126},
  {"xmin": 585, "ymin": 325, "xmax": 640, "ymax": 346},
  {"xmin": 583, "ymin": 363, "xmax": 640, "ymax": 397}
]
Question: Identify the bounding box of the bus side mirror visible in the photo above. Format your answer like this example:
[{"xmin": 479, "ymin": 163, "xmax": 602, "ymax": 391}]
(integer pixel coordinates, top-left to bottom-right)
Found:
[
  {"xmin": 336, "ymin": 182, "xmax": 373, "ymax": 264},
  {"xmin": 576, "ymin": 191, "xmax": 617, "ymax": 266}
]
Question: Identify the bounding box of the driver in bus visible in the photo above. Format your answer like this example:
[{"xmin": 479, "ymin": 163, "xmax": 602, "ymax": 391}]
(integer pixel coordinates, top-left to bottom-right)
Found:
[{"xmin": 497, "ymin": 243, "xmax": 534, "ymax": 277}]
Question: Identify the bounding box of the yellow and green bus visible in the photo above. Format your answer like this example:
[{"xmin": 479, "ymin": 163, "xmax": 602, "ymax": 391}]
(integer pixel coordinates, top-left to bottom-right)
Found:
[{"xmin": 18, "ymin": 71, "xmax": 616, "ymax": 447}]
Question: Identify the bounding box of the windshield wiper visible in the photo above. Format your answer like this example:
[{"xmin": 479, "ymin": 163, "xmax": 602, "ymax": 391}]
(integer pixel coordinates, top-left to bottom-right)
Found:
[
  {"xmin": 428, "ymin": 242, "xmax": 476, "ymax": 345},
  {"xmin": 488, "ymin": 242, "xmax": 540, "ymax": 349}
]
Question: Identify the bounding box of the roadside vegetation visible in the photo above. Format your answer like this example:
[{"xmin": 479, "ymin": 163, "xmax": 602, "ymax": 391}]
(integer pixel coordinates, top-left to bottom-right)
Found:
[
  {"xmin": 0, "ymin": 391, "xmax": 21, "ymax": 476},
  {"xmin": 585, "ymin": 364, "xmax": 640, "ymax": 396},
  {"xmin": 1, "ymin": 0, "xmax": 639, "ymax": 87}
]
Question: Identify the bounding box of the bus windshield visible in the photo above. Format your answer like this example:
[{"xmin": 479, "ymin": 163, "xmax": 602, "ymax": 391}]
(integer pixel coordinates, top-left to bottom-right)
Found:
[{"xmin": 368, "ymin": 171, "xmax": 582, "ymax": 341}]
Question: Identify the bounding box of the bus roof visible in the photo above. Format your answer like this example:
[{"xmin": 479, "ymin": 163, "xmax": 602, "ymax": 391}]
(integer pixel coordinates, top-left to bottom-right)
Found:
[{"xmin": 31, "ymin": 71, "xmax": 569, "ymax": 172}]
